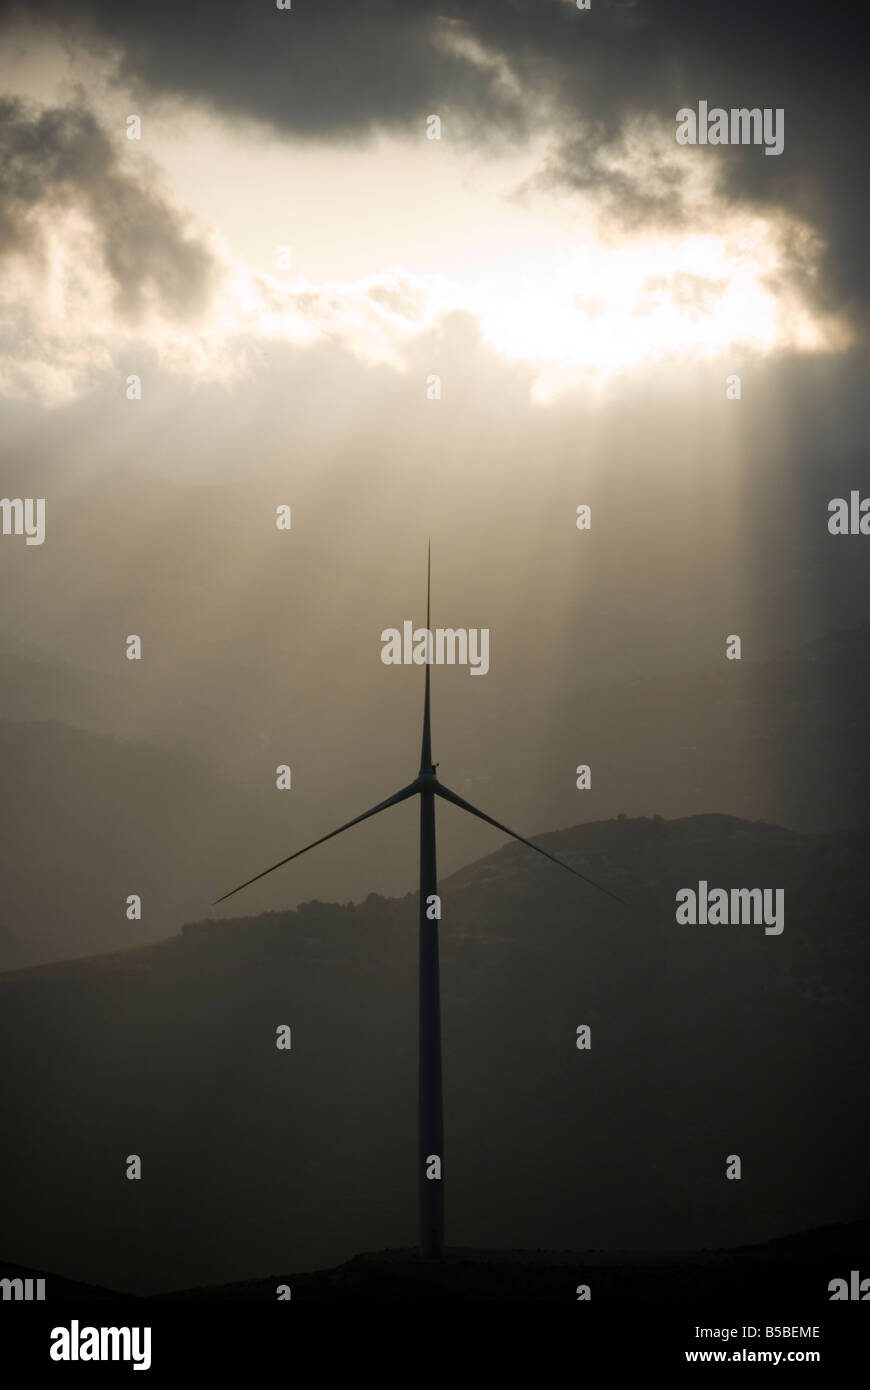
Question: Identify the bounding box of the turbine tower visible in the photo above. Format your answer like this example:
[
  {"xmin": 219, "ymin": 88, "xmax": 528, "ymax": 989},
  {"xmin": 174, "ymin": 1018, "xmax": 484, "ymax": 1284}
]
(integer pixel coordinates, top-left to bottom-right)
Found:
[{"xmin": 214, "ymin": 546, "xmax": 623, "ymax": 1259}]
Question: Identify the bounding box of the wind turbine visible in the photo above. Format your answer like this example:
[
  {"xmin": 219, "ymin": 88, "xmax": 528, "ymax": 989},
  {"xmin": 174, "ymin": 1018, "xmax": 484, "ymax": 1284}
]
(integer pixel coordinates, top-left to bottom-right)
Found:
[{"xmin": 214, "ymin": 547, "xmax": 623, "ymax": 1260}]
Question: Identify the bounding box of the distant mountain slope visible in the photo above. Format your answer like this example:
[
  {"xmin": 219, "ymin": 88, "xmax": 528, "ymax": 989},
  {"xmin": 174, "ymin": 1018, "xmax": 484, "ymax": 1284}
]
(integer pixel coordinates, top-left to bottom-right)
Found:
[
  {"xmin": 0, "ymin": 641, "xmax": 228, "ymax": 752},
  {"xmin": 0, "ymin": 813, "xmax": 867, "ymax": 1295},
  {"xmin": 0, "ymin": 719, "xmax": 262, "ymax": 969},
  {"xmin": 1, "ymin": 623, "xmax": 869, "ymax": 971},
  {"xmin": 538, "ymin": 624, "xmax": 870, "ymax": 834}
]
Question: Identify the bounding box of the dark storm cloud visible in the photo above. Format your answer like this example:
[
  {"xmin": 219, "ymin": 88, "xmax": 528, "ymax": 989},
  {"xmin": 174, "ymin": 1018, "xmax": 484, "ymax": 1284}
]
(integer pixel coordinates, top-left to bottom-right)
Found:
[
  {"xmin": 0, "ymin": 95, "xmax": 216, "ymax": 317},
  {"xmin": 534, "ymin": 125, "xmax": 690, "ymax": 229},
  {"xmin": 1, "ymin": 0, "xmax": 867, "ymax": 329}
]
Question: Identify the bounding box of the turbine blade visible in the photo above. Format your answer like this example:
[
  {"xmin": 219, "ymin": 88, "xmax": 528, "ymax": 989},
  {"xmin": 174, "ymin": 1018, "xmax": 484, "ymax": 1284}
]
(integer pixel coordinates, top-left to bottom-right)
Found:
[
  {"xmin": 213, "ymin": 781, "xmax": 420, "ymax": 905},
  {"xmin": 420, "ymin": 541, "xmax": 433, "ymax": 773},
  {"xmin": 434, "ymin": 782, "xmax": 626, "ymax": 906}
]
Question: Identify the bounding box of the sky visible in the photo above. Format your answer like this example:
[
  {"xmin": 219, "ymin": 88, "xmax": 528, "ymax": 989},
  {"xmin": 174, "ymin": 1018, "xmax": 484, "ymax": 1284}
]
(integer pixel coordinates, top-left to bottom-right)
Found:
[
  {"xmin": 0, "ymin": 1, "xmax": 860, "ymax": 402},
  {"xmin": 0, "ymin": 0, "xmax": 868, "ymax": 943}
]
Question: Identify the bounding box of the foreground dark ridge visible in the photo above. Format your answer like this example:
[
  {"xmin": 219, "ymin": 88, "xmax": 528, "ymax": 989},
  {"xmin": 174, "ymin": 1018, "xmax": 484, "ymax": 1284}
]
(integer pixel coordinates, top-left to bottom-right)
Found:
[
  {"xmin": 2, "ymin": 813, "xmax": 866, "ymax": 1294},
  {"xmin": 3, "ymin": 1219, "xmax": 867, "ymax": 1301}
]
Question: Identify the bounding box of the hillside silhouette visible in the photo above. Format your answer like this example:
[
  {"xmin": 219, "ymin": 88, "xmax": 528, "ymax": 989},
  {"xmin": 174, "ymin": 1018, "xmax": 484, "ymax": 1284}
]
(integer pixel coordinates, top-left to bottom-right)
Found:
[
  {"xmin": 0, "ymin": 812, "xmax": 867, "ymax": 1295},
  {"xmin": 1, "ymin": 624, "xmax": 869, "ymax": 971}
]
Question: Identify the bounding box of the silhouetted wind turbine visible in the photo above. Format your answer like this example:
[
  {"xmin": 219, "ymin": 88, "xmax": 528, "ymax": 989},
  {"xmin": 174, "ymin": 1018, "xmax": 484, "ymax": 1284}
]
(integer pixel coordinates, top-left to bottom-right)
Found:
[{"xmin": 214, "ymin": 546, "xmax": 624, "ymax": 1259}]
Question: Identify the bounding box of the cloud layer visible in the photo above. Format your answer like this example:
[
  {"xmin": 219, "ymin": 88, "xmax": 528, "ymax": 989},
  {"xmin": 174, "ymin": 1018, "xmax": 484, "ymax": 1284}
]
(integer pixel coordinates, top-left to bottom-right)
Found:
[
  {"xmin": 3, "ymin": 0, "xmax": 863, "ymax": 337},
  {"xmin": 0, "ymin": 94, "xmax": 217, "ymax": 317}
]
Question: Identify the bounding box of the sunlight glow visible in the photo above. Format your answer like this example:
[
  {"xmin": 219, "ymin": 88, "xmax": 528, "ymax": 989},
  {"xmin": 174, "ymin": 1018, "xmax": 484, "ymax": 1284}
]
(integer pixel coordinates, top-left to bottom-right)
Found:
[{"xmin": 430, "ymin": 216, "xmax": 849, "ymax": 400}]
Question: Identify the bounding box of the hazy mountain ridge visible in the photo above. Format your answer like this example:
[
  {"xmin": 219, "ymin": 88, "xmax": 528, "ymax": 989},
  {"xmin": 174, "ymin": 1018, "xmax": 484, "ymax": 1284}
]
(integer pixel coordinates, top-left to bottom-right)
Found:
[
  {"xmin": 0, "ymin": 718, "xmax": 244, "ymax": 969},
  {"xmin": 1, "ymin": 622, "xmax": 869, "ymax": 970}
]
